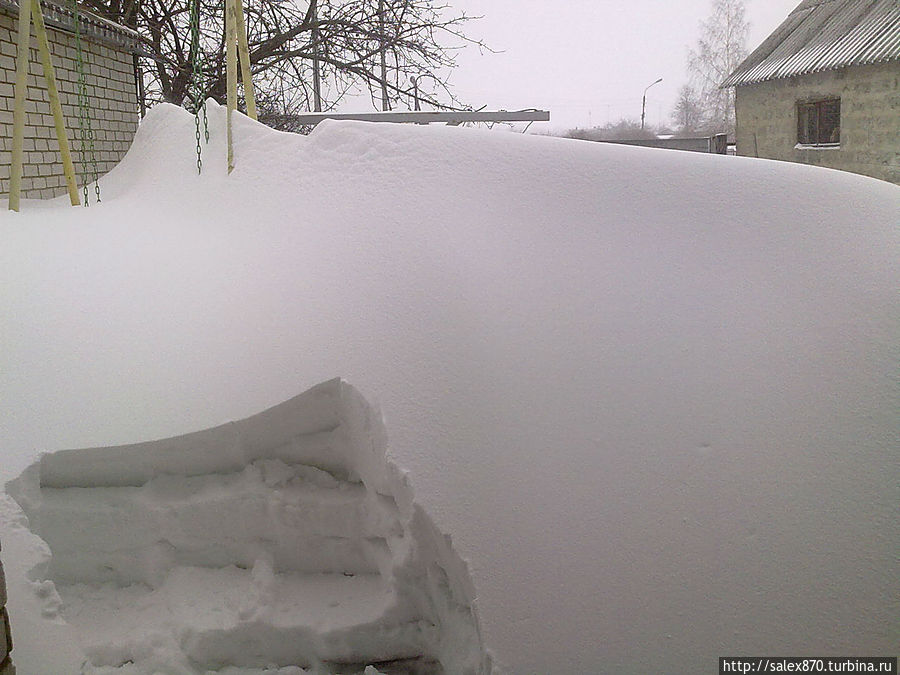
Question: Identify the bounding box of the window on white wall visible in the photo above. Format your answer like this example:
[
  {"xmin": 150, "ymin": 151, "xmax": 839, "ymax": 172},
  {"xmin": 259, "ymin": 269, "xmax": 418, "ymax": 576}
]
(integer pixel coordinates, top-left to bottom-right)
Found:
[{"xmin": 797, "ymin": 98, "xmax": 841, "ymax": 146}]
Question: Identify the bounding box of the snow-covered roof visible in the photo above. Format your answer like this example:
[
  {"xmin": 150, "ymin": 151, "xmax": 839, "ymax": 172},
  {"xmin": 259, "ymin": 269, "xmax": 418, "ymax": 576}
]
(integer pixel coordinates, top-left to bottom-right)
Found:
[{"xmin": 723, "ymin": 0, "xmax": 900, "ymax": 87}]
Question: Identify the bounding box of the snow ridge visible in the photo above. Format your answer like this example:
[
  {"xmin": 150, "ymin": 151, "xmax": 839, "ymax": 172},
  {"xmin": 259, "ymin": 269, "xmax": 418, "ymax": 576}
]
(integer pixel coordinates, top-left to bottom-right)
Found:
[{"xmin": 8, "ymin": 379, "xmax": 488, "ymax": 674}]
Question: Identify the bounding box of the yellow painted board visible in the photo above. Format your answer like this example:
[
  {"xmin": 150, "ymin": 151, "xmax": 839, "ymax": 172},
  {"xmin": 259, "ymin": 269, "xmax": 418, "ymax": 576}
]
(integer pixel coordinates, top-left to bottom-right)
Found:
[
  {"xmin": 9, "ymin": 0, "xmax": 33, "ymax": 212},
  {"xmin": 234, "ymin": 0, "xmax": 257, "ymax": 121},
  {"xmin": 32, "ymin": 0, "xmax": 80, "ymax": 206},
  {"xmin": 226, "ymin": 0, "xmax": 237, "ymax": 173}
]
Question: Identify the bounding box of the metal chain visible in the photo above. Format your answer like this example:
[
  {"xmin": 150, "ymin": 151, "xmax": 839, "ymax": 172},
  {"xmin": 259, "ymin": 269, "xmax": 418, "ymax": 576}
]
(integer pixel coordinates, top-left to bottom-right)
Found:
[
  {"xmin": 72, "ymin": 0, "xmax": 88, "ymax": 205},
  {"xmin": 190, "ymin": 0, "xmax": 208, "ymax": 173},
  {"xmin": 203, "ymin": 94, "xmax": 209, "ymax": 143},
  {"xmin": 71, "ymin": 0, "xmax": 101, "ymax": 205},
  {"xmin": 199, "ymin": 0, "xmax": 208, "ymax": 145},
  {"xmin": 86, "ymin": 82, "xmax": 100, "ymax": 203}
]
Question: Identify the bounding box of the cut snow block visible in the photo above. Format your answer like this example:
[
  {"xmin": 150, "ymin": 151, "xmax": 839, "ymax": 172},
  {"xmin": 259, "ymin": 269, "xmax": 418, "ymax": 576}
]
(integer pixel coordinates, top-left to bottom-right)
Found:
[
  {"xmin": 8, "ymin": 379, "xmax": 490, "ymax": 674},
  {"xmin": 38, "ymin": 378, "xmax": 347, "ymax": 489}
]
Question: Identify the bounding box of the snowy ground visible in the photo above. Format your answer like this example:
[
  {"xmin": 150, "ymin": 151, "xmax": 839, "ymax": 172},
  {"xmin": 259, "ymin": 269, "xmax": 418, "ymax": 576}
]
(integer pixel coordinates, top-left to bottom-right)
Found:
[{"xmin": 1, "ymin": 102, "xmax": 898, "ymax": 674}]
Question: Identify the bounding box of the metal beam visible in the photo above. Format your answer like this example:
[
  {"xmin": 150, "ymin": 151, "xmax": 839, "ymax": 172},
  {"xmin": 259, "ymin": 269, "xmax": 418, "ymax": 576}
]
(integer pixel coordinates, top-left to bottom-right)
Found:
[
  {"xmin": 233, "ymin": 0, "xmax": 256, "ymax": 121},
  {"xmin": 32, "ymin": 0, "xmax": 80, "ymax": 205},
  {"xmin": 284, "ymin": 110, "xmax": 551, "ymax": 125}
]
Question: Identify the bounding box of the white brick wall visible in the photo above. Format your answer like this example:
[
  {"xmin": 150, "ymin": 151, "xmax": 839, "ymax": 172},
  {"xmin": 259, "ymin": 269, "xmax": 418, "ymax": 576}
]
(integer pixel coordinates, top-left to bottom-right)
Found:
[
  {"xmin": 735, "ymin": 61, "xmax": 900, "ymax": 185},
  {"xmin": 0, "ymin": 9, "xmax": 138, "ymax": 200}
]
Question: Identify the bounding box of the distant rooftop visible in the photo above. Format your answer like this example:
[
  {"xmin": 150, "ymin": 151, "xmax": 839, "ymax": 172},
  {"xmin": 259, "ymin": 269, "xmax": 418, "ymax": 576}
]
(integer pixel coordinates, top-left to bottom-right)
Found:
[{"xmin": 722, "ymin": 0, "xmax": 900, "ymax": 87}]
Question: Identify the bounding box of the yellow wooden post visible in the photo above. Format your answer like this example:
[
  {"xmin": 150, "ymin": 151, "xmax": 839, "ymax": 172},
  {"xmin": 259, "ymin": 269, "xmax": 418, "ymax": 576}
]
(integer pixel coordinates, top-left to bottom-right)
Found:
[
  {"xmin": 32, "ymin": 0, "xmax": 79, "ymax": 206},
  {"xmin": 233, "ymin": 0, "xmax": 256, "ymax": 121},
  {"xmin": 9, "ymin": 0, "xmax": 33, "ymax": 212},
  {"xmin": 225, "ymin": 0, "xmax": 237, "ymax": 173}
]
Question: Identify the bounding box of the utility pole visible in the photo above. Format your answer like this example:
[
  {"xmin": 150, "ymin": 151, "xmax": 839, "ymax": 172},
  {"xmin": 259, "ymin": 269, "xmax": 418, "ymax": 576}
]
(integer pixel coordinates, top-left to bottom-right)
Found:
[{"xmin": 641, "ymin": 77, "xmax": 662, "ymax": 131}]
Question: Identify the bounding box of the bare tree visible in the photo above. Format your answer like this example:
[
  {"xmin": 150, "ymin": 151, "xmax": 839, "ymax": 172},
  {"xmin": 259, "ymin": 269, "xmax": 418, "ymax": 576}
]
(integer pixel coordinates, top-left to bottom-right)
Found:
[
  {"xmin": 565, "ymin": 118, "xmax": 660, "ymax": 142},
  {"xmin": 685, "ymin": 0, "xmax": 748, "ymax": 135},
  {"xmin": 671, "ymin": 84, "xmax": 707, "ymax": 134},
  {"xmin": 80, "ymin": 0, "xmax": 487, "ymax": 125}
]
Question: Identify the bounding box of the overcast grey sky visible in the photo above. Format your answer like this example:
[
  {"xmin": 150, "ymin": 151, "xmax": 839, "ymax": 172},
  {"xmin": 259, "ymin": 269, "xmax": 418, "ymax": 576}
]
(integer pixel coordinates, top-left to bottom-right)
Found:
[{"xmin": 446, "ymin": 0, "xmax": 800, "ymax": 131}]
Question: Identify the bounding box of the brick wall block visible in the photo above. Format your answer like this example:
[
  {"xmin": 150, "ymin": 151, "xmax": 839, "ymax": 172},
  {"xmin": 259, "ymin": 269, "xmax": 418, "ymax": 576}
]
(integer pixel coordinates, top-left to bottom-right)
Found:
[{"xmin": 0, "ymin": 11, "xmax": 139, "ymax": 199}]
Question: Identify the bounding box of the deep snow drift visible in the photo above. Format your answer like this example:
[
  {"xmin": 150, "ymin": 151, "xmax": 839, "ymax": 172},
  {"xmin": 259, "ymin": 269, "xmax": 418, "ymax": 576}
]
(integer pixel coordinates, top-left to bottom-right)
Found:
[{"xmin": 1, "ymin": 102, "xmax": 898, "ymax": 674}]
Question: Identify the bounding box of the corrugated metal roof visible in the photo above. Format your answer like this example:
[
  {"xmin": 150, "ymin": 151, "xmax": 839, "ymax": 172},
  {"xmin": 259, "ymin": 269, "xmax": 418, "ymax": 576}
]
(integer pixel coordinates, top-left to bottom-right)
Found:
[{"xmin": 722, "ymin": 0, "xmax": 900, "ymax": 87}]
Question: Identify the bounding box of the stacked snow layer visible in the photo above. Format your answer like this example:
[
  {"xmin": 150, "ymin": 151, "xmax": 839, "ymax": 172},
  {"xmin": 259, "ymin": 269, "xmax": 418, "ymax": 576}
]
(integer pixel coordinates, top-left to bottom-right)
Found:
[
  {"xmin": 9, "ymin": 379, "xmax": 481, "ymax": 674},
  {"xmin": 1, "ymin": 101, "xmax": 899, "ymax": 673}
]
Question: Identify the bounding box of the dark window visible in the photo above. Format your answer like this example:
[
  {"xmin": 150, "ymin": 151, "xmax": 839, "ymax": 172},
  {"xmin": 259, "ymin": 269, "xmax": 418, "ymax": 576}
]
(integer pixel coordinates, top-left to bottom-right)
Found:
[{"xmin": 797, "ymin": 98, "xmax": 840, "ymax": 145}]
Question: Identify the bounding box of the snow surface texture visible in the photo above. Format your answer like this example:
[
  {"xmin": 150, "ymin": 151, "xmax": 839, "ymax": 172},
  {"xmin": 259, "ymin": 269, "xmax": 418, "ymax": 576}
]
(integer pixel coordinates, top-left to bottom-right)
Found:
[
  {"xmin": 9, "ymin": 379, "xmax": 479, "ymax": 674},
  {"xmin": 1, "ymin": 101, "xmax": 899, "ymax": 673}
]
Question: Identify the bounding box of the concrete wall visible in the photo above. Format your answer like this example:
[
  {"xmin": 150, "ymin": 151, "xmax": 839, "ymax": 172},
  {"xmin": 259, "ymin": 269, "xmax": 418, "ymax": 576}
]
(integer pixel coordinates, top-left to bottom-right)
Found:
[
  {"xmin": 598, "ymin": 135, "xmax": 728, "ymax": 154},
  {"xmin": 734, "ymin": 61, "xmax": 900, "ymax": 184},
  {"xmin": 0, "ymin": 9, "xmax": 138, "ymax": 200}
]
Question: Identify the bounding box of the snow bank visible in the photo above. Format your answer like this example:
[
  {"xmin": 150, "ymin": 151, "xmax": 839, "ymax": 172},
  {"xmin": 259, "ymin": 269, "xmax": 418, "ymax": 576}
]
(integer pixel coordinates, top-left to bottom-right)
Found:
[{"xmin": 2, "ymin": 101, "xmax": 899, "ymax": 673}]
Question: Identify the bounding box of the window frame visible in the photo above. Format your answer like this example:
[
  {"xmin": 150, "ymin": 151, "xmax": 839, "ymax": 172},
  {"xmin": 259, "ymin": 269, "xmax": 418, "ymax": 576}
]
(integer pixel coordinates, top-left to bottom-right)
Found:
[{"xmin": 796, "ymin": 97, "xmax": 841, "ymax": 148}]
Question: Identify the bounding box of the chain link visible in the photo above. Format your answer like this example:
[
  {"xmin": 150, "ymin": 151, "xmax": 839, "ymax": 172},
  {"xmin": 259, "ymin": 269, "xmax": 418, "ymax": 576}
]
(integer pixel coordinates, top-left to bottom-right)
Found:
[
  {"xmin": 190, "ymin": 0, "xmax": 208, "ymax": 173},
  {"xmin": 71, "ymin": 0, "xmax": 101, "ymax": 205}
]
